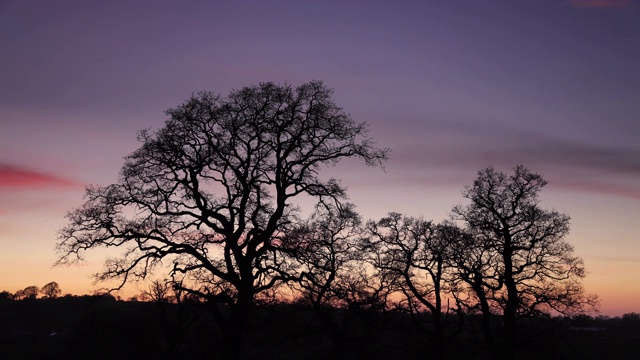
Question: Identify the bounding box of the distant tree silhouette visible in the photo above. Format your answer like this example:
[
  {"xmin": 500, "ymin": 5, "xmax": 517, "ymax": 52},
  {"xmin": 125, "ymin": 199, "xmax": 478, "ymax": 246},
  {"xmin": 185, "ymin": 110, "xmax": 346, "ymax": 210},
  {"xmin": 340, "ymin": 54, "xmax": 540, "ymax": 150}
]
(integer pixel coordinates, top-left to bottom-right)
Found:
[
  {"xmin": 365, "ymin": 214, "xmax": 464, "ymax": 360},
  {"xmin": 623, "ymin": 312, "xmax": 640, "ymax": 322},
  {"xmin": 142, "ymin": 279, "xmax": 171, "ymax": 303},
  {"xmin": 0, "ymin": 290, "xmax": 11, "ymax": 301},
  {"xmin": 21, "ymin": 285, "xmax": 39, "ymax": 300},
  {"xmin": 56, "ymin": 81, "xmax": 388, "ymax": 359},
  {"xmin": 12, "ymin": 289, "xmax": 24, "ymax": 300},
  {"xmin": 41, "ymin": 281, "xmax": 62, "ymax": 299},
  {"xmin": 452, "ymin": 165, "xmax": 598, "ymax": 360}
]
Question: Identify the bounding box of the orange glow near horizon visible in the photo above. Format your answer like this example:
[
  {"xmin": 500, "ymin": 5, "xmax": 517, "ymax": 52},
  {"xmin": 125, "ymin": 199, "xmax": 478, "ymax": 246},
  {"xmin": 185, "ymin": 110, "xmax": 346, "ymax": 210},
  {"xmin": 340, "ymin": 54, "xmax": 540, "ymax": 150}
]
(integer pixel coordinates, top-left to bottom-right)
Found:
[{"xmin": 2, "ymin": 257, "xmax": 636, "ymax": 318}]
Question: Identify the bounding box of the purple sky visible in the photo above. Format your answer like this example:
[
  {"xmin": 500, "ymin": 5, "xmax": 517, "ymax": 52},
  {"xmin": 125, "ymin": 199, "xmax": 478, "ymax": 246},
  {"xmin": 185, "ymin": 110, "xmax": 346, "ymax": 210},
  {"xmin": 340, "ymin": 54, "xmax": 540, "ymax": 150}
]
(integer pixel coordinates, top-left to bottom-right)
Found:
[{"xmin": 1, "ymin": 0, "xmax": 639, "ymax": 315}]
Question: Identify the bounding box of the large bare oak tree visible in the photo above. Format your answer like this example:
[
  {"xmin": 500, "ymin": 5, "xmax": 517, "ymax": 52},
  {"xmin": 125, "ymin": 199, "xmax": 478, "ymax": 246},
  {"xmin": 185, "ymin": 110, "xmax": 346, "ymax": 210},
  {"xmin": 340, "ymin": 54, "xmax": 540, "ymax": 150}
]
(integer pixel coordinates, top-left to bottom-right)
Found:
[{"xmin": 56, "ymin": 81, "xmax": 388, "ymax": 358}]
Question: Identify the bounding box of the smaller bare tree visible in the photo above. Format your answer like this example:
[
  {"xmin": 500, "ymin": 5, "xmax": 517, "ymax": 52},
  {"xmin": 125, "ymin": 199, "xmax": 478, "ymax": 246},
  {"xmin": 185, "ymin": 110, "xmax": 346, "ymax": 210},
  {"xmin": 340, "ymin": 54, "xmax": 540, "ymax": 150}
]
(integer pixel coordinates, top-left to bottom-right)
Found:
[
  {"xmin": 287, "ymin": 203, "xmax": 362, "ymax": 307},
  {"xmin": 142, "ymin": 279, "xmax": 172, "ymax": 303},
  {"xmin": 365, "ymin": 214, "xmax": 464, "ymax": 360},
  {"xmin": 442, "ymin": 222, "xmax": 502, "ymax": 354},
  {"xmin": 285, "ymin": 202, "xmax": 392, "ymax": 356}
]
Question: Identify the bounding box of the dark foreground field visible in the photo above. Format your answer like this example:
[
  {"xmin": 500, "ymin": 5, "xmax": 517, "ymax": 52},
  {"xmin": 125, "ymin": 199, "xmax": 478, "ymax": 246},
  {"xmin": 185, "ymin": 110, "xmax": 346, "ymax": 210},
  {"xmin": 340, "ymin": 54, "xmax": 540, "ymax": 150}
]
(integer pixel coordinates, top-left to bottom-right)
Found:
[{"xmin": 1, "ymin": 297, "xmax": 638, "ymax": 360}]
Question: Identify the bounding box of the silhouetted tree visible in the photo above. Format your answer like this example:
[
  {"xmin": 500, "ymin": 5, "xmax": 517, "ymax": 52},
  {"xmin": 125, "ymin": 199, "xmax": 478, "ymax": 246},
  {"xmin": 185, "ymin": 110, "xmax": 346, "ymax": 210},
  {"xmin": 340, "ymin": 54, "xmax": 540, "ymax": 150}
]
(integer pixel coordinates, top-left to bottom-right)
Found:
[
  {"xmin": 452, "ymin": 165, "xmax": 598, "ymax": 360},
  {"xmin": 142, "ymin": 279, "xmax": 171, "ymax": 303},
  {"xmin": 365, "ymin": 214, "xmax": 463, "ymax": 360},
  {"xmin": 56, "ymin": 81, "xmax": 388, "ymax": 359},
  {"xmin": 445, "ymin": 223, "xmax": 501, "ymax": 354},
  {"xmin": 21, "ymin": 285, "xmax": 39, "ymax": 300},
  {"xmin": 286, "ymin": 202, "xmax": 390, "ymax": 357},
  {"xmin": 41, "ymin": 281, "xmax": 62, "ymax": 299},
  {"xmin": 287, "ymin": 203, "xmax": 362, "ymax": 308},
  {"xmin": 0, "ymin": 290, "xmax": 11, "ymax": 301},
  {"xmin": 622, "ymin": 312, "xmax": 640, "ymax": 322}
]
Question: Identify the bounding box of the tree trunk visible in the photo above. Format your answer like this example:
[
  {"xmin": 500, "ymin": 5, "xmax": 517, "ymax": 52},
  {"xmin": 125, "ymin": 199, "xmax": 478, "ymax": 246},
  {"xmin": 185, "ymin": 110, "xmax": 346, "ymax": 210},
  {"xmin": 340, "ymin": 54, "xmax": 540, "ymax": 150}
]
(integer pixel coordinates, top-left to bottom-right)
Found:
[
  {"xmin": 314, "ymin": 307, "xmax": 347, "ymax": 358},
  {"xmin": 432, "ymin": 312, "xmax": 445, "ymax": 360},
  {"xmin": 502, "ymin": 308, "xmax": 516, "ymax": 360},
  {"xmin": 502, "ymin": 239, "xmax": 518, "ymax": 360},
  {"xmin": 470, "ymin": 277, "xmax": 495, "ymax": 358},
  {"xmin": 433, "ymin": 273, "xmax": 445, "ymax": 360},
  {"xmin": 220, "ymin": 288, "xmax": 254, "ymax": 360}
]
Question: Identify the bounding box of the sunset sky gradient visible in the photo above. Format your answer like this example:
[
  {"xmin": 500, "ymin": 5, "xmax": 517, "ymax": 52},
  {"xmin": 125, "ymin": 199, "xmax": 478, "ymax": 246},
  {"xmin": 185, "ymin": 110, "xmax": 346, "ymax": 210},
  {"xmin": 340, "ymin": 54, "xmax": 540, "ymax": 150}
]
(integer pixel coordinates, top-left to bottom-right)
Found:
[{"xmin": 1, "ymin": 0, "xmax": 639, "ymax": 316}]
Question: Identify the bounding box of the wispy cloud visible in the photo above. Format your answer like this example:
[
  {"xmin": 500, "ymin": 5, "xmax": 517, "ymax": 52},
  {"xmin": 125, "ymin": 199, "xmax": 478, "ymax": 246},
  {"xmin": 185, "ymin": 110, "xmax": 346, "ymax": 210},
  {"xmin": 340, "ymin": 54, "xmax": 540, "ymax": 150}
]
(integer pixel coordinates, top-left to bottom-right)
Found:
[
  {"xmin": 0, "ymin": 164, "xmax": 79, "ymax": 189},
  {"xmin": 552, "ymin": 179, "xmax": 640, "ymax": 200},
  {"xmin": 569, "ymin": 0, "xmax": 635, "ymax": 8},
  {"xmin": 385, "ymin": 121, "xmax": 640, "ymax": 200}
]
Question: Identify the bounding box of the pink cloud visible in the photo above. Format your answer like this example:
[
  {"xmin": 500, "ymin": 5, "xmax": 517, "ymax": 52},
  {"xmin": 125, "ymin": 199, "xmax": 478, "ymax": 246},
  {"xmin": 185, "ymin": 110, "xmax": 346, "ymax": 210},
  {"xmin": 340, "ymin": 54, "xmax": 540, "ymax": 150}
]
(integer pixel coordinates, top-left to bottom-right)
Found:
[
  {"xmin": 569, "ymin": 0, "xmax": 635, "ymax": 8},
  {"xmin": 0, "ymin": 164, "xmax": 79, "ymax": 189}
]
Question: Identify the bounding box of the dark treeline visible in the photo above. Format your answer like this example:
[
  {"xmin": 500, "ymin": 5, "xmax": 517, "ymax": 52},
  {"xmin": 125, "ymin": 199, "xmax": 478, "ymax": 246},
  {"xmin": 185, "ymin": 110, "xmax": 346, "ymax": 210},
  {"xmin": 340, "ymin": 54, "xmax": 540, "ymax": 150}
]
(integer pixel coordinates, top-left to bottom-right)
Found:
[
  {"xmin": 49, "ymin": 81, "xmax": 606, "ymax": 359},
  {"xmin": 3, "ymin": 282, "xmax": 61, "ymax": 301},
  {"xmin": 1, "ymin": 294, "xmax": 639, "ymax": 360}
]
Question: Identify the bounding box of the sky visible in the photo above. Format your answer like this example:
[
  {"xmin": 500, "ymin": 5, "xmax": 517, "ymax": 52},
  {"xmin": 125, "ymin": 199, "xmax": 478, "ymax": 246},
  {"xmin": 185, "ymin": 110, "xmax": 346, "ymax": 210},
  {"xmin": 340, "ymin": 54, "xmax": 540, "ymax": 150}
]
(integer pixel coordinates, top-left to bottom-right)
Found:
[{"xmin": 0, "ymin": 0, "xmax": 639, "ymax": 316}]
